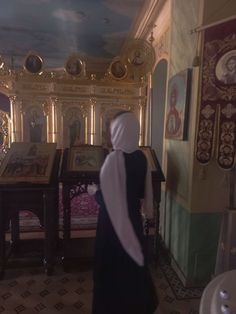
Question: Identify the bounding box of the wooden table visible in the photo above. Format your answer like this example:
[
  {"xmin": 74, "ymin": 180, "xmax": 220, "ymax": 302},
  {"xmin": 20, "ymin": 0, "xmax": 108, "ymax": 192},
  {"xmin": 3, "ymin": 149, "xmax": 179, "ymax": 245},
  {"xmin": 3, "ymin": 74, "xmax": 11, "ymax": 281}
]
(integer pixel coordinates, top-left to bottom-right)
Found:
[
  {"xmin": 60, "ymin": 148, "xmax": 105, "ymax": 268},
  {"xmin": 60, "ymin": 146, "xmax": 165, "ymax": 265},
  {"xmin": 0, "ymin": 150, "xmax": 61, "ymax": 278}
]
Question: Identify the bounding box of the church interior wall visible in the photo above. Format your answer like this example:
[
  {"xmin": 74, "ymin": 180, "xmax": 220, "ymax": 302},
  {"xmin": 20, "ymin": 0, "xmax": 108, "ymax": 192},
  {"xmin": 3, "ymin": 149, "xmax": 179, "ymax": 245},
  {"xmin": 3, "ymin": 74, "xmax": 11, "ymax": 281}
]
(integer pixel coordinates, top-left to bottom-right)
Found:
[
  {"xmin": 158, "ymin": 0, "xmax": 236, "ymax": 286},
  {"xmin": 161, "ymin": 0, "xmax": 200, "ymax": 284},
  {"xmin": 158, "ymin": 0, "xmax": 217, "ymax": 286}
]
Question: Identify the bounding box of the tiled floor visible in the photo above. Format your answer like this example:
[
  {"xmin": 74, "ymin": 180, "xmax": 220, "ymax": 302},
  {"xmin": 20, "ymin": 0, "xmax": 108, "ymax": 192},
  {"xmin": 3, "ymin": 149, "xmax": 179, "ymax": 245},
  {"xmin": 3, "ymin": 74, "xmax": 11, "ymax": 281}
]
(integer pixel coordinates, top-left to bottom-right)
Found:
[
  {"xmin": 1, "ymin": 229, "xmax": 202, "ymax": 314},
  {"xmin": 0, "ymin": 259, "xmax": 201, "ymax": 314}
]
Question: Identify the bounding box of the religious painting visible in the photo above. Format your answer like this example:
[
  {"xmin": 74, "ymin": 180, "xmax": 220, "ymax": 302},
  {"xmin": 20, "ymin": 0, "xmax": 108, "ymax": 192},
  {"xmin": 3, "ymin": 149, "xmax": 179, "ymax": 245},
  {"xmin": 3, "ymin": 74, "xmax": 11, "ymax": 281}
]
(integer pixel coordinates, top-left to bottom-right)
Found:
[
  {"xmin": 68, "ymin": 146, "xmax": 106, "ymax": 172},
  {"xmin": 63, "ymin": 107, "xmax": 86, "ymax": 148},
  {"xmin": 165, "ymin": 68, "xmax": 191, "ymax": 140},
  {"xmin": 129, "ymin": 49, "xmax": 144, "ymax": 66},
  {"xmin": 24, "ymin": 53, "xmax": 43, "ymax": 74},
  {"xmin": 24, "ymin": 106, "xmax": 46, "ymax": 143},
  {"xmin": 196, "ymin": 18, "xmax": 236, "ymax": 170},
  {"xmin": 65, "ymin": 55, "xmax": 83, "ymax": 76},
  {"xmin": 215, "ymin": 50, "xmax": 236, "ymax": 85},
  {"xmin": 0, "ymin": 142, "xmax": 57, "ymax": 184},
  {"xmin": 125, "ymin": 39, "xmax": 156, "ymax": 74},
  {"xmin": 109, "ymin": 58, "xmax": 128, "ymax": 80}
]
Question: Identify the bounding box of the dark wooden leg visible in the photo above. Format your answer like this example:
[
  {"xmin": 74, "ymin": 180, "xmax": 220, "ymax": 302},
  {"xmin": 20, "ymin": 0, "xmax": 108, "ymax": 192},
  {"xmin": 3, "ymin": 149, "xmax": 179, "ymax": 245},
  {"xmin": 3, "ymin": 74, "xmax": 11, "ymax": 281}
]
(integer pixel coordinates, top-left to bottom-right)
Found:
[
  {"xmin": 150, "ymin": 178, "xmax": 161, "ymax": 262},
  {"xmin": 0, "ymin": 192, "xmax": 6, "ymax": 279},
  {"xmin": 43, "ymin": 190, "xmax": 58, "ymax": 276},
  {"xmin": 62, "ymin": 185, "xmax": 71, "ymax": 271},
  {"xmin": 10, "ymin": 212, "xmax": 20, "ymax": 254},
  {"xmin": 144, "ymin": 217, "xmax": 149, "ymax": 263}
]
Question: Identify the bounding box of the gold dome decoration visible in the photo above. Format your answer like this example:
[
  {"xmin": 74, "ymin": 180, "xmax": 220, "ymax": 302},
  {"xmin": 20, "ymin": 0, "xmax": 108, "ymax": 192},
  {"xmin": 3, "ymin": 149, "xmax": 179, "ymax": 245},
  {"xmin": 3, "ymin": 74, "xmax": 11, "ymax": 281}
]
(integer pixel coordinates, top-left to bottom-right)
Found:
[
  {"xmin": 108, "ymin": 57, "xmax": 128, "ymax": 80},
  {"xmin": 65, "ymin": 54, "xmax": 84, "ymax": 77},
  {"xmin": 124, "ymin": 39, "xmax": 155, "ymax": 76},
  {"xmin": 24, "ymin": 52, "xmax": 43, "ymax": 74}
]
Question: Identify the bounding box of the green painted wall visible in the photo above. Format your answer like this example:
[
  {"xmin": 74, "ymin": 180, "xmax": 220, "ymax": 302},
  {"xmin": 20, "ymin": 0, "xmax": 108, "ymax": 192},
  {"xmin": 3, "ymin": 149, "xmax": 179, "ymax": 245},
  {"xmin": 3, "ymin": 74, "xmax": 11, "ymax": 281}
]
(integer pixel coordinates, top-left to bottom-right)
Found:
[
  {"xmin": 187, "ymin": 212, "xmax": 222, "ymax": 285},
  {"xmin": 163, "ymin": 193, "xmax": 222, "ymax": 285}
]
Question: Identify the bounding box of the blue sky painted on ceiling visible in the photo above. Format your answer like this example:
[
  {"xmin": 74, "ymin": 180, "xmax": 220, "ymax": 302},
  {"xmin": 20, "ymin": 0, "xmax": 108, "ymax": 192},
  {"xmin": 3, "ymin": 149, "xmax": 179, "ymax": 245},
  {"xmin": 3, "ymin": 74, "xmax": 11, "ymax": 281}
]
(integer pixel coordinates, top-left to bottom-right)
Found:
[{"xmin": 0, "ymin": 0, "xmax": 144, "ymax": 69}]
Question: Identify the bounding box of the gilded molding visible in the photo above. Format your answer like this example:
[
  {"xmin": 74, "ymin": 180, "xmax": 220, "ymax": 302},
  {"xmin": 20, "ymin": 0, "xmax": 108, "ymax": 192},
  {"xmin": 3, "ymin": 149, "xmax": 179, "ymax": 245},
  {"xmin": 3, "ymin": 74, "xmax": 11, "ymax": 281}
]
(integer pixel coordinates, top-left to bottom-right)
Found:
[
  {"xmin": 95, "ymin": 86, "xmax": 139, "ymax": 97},
  {"xmin": 0, "ymin": 110, "xmax": 10, "ymax": 152},
  {"xmin": 61, "ymin": 101, "xmax": 89, "ymax": 118},
  {"xmin": 100, "ymin": 102, "xmax": 138, "ymax": 115}
]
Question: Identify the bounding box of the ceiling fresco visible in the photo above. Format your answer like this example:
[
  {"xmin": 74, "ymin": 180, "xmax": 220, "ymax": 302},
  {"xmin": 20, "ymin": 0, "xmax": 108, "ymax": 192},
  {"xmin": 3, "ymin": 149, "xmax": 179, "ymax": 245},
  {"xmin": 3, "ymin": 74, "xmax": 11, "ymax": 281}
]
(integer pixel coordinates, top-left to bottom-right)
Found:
[{"xmin": 0, "ymin": 0, "xmax": 145, "ymax": 70}]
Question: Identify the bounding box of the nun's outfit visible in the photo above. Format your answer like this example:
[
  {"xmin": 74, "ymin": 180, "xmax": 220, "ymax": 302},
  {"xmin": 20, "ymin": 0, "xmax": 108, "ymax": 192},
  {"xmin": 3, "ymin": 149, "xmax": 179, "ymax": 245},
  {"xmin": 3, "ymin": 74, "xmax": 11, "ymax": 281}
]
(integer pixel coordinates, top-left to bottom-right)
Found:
[{"xmin": 92, "ymin": 112, "xmax": 158, "ymax": 314}]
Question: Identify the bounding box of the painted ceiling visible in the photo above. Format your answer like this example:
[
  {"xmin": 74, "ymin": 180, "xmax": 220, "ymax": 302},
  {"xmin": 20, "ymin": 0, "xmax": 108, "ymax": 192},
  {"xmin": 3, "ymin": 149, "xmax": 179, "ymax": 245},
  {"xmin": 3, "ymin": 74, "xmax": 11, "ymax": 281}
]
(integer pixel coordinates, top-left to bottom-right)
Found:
[{"xmin": 0, "ymin": 0, "xmax": 145, "ymax": 70}]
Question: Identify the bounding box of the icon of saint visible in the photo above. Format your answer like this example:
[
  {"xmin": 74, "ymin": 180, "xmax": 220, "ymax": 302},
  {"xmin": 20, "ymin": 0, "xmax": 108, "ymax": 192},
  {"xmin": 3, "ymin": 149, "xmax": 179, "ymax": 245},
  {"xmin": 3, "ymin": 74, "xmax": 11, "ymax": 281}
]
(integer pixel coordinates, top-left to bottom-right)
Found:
[
  {"xmin": 220, "ymin": 55, "xmax": 236, "ymax": 84},
  {"xmin": 166, "ymin": 85, "xmax": 182, "ymax": 138}
]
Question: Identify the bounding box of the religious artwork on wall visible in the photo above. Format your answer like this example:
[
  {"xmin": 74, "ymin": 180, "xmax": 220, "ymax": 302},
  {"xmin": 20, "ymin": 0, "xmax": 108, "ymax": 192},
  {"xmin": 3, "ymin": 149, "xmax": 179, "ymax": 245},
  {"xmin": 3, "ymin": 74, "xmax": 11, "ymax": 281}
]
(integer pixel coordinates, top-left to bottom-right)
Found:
[
  {"xmin": 68, "ymin": 146, "xmax": 106, "ymax": 172},
  {"xmin": 130, "ymin": 49, "xmax": 145, "ymax": 66},
  {"xmin": 65, "ymin": 55, "xmax": 83, "ymax": 76},
  {"xmin": 109, "ymin": 58, "xmax": 128, "ymax": 80},
  {"xmin": 196, "ymin": 18, "xmax": 236, "ymax": 170},
  {"xmin": 24, "ymin": 52, "xmax": 43, "ymax": 74},
  {"xmin": 124, "ymin": 39, "xmax": 156, "ymax": 79},
  {"xmin": 24, "ymin": 106, "xmax": 46, "ymax": 143},
  {"xmin": 165, "ymin": 68, "xmax": 191, "ymax": 140},
  {"xmin": 215, "ymin": 51, "xmax": 236, "ymax": 85},
  {"xmin": 63, "ymin": 107, "xmax": 85, "ymax": 148},
  {"xmin": 0, "ymin": 142, "xmax": 57, "ymax": 184}
]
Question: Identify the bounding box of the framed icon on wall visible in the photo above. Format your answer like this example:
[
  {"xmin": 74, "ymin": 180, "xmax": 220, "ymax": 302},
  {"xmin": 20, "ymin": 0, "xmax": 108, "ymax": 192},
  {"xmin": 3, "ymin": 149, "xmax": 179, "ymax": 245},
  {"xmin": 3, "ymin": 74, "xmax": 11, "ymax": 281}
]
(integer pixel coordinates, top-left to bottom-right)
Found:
[
  {"xmin": 109, "ymin": 57, "xmax": 128, "ymax": 80},
  {"xmin": 24, "ymin": 52, "xmax": 43, "ymax": 74},
  {"xmin": 65, "ymin": 55, "xmax": 84, "ymax": 76},
  {"xmin": 165, "ymin": 68, "xmax": 192, "ymax": 140}
]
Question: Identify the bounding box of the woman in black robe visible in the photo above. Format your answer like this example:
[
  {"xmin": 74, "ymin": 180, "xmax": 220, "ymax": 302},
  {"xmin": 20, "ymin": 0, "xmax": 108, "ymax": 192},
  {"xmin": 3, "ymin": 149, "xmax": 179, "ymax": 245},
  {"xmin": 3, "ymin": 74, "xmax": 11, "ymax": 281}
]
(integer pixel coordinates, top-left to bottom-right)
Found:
[{"xmin": 91, "ymin": 111, "xmax": 158, "ymax": 314}]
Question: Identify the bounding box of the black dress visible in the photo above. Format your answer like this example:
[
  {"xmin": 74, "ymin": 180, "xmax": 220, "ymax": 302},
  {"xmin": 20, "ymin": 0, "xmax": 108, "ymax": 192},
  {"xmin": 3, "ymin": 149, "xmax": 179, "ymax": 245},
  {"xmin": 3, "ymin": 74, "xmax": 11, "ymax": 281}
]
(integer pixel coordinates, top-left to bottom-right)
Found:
[{"xmin": 92, "ymin": 150, "xmax": 158, "ymax": 314}]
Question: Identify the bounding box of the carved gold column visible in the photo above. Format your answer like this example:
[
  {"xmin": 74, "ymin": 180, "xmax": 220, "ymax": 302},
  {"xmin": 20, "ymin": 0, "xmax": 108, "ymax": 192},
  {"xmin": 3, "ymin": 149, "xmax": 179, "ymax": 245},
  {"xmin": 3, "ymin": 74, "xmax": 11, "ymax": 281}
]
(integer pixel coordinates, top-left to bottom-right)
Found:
[
  {"xmin": 9, "ymin": 95, "xmax": 22, "ymax": 142},
  {"xmin": 49, "ymin": 97, "xmax": 59, "ymax": 144},
  {"xmin": 0, "ymin": 111, "xmax": 10, "ymax": 154},
  {"xmin": 139, "ymin": 99, "xmax": 146, "ymax": 146},
  {"xmin": 42, "ymin": 100, "xmax": 50, "ymax": 142},
  {"xmin": 144, "ymin": 75, "xmax": 152, "ymax": 146},
  {"xmin": 89, "ymin": 97, "xmax": 96, "ymax": 145},
  {"xmin": 54, "ymin": 98, "xmax": 62, "ymax": 148},
  {"xmin": 94, "ymin": 100, "xmax": 102, "ymax": 146}
]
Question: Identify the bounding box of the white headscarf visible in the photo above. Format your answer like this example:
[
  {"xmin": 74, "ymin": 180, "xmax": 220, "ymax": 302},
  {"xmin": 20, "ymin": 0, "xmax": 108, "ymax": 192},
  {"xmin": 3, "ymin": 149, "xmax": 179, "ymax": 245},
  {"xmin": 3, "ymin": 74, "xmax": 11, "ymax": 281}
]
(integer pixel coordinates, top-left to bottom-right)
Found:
[{"xmin": 100, "ymin": 112, "xmax": 153, "ymax": 266}]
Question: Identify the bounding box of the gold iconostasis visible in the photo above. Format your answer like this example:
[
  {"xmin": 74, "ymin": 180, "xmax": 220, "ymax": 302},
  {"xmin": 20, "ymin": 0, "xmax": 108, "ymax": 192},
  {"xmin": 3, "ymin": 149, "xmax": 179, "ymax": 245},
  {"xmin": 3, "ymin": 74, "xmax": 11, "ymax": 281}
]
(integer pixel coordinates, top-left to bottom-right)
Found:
[
  {"xmin": 0, "ymin": 73, "xmax": 148, "ymax": 156},
  {"xmin": 8, "ymin": 92, "xmax": 147, "ymax": 149},
  {"xmin": 0, "ymin": 40, "xmax": 156, "ymax": 155}
]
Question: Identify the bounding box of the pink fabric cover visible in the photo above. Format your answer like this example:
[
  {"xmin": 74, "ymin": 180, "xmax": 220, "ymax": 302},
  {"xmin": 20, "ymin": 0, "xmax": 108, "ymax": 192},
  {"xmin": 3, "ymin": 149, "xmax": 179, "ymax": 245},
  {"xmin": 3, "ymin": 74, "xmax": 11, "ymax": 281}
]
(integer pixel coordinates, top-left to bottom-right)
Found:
[{"xmin": 18, "ymin": 191, "xmax": 99, "ymax": 231}]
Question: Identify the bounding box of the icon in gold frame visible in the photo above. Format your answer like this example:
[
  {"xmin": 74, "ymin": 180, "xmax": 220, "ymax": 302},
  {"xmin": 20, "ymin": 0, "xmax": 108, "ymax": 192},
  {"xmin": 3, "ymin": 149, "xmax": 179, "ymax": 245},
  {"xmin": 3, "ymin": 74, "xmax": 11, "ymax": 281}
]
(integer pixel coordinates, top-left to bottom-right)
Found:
[
  {"xmin": 65, "ymin": 55, "xmax": 84, "ymax": 76},
  {"xmin": 109, "ymin": 57, "xmax": 128, "ymax": 80},
  {"xmin": 24, "ymin": 52, "xmax": 43, "ymax": 74}
]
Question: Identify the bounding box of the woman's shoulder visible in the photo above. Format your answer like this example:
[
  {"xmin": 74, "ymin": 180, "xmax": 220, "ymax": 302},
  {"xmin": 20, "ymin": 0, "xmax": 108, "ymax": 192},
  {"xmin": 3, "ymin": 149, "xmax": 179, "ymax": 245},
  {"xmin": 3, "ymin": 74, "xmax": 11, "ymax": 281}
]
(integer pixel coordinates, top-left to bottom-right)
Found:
[
  {"xmin": 107, "ymin": 149, "xmax": 147, "ymax": 164},
  {"xmin": 124, "ymin": 149, "xmax": 147, "ymax": 163}
]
